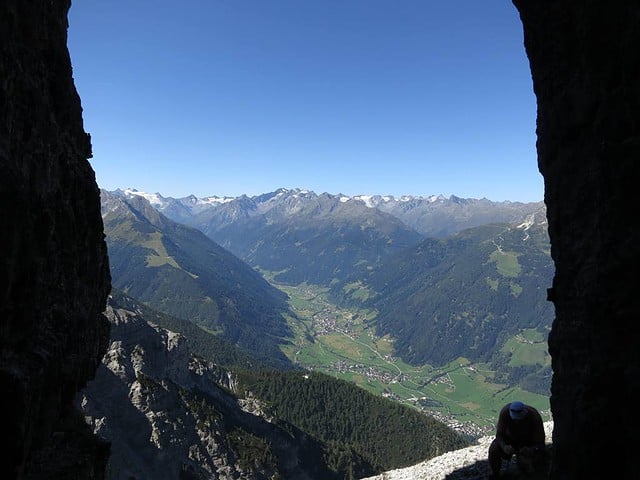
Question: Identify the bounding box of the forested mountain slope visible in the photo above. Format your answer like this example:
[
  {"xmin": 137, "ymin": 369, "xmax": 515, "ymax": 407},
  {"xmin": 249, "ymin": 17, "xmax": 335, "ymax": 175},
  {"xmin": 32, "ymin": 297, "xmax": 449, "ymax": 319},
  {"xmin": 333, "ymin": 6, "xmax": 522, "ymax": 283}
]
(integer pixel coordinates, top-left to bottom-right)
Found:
[
  {"xmin": 236, "ymin": 370, "xmax": 469, "ymax": 473},
  {"xmin": 125, "ymin": 188, "xmax": 426, "ymax": 286},
  {"xmin": 79, "ymin": 299, "xmax": 341, "ymax": 479},
  {"xmin": 333, "ymin": 211, "xmax": 553, "ymax": 392},
  {"xmin": 79, "ymin": 294, "xmax": 468, "ymax": 479},
  {"xmin": 101, "ymin": 190, "xmax": 293, "ymax": 364},
  {"xmin": 109, "ymin": 289, "xmax": 294, "ymax": 371}
]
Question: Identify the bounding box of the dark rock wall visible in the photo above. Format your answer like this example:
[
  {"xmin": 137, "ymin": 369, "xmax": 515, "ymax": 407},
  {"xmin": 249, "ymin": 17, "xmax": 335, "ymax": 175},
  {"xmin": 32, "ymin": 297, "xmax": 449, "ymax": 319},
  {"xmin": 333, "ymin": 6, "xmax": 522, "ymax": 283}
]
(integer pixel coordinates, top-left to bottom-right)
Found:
[
  {"xmin": 513, "ymin": 1, "xmax": 639, "ymax": 478},
  {"xmin": 0, "ymin": 1, "xmax": 111, "ymax": 478}
]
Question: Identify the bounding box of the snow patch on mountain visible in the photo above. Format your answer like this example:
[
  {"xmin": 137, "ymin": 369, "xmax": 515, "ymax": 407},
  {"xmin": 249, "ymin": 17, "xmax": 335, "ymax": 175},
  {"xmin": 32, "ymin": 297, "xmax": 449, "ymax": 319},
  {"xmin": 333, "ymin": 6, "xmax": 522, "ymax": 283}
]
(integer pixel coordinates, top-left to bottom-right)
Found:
[
  {"xmin": 113, "ymin": 187, "xmax": 545, "ymax": 238},
  {"xmin": 354, "ymin": 195, "xmax": 377, "ymax": 208},
  {"xmin": 198, "ymin": 196, "xmax": 235, "ymax": 205},
  {"xmin": 518, "ymin": 214, "xmax": 536, "ymax": 231},
  {"xmin": 123, "ymin": 188, "xmax": 167, "ymax": 207}
]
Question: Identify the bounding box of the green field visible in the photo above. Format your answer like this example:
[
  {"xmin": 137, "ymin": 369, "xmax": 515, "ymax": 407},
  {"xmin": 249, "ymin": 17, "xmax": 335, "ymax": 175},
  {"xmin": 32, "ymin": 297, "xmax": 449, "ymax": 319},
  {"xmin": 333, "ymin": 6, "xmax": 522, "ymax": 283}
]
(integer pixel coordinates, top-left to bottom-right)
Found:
[
  {"xmin": 501, "ymin": 329, "xmax": 550, "ymax": 367},
  {"xmin": 272, "ymin": 279, "xmax": 551, "ymax": 438}
]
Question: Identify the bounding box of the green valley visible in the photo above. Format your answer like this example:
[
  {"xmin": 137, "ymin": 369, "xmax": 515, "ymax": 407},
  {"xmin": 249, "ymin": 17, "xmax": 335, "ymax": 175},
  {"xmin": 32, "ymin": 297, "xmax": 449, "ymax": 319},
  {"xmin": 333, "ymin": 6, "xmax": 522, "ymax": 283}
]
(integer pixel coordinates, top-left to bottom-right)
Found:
[
  {"xmin": 106, "ymin": 189, "xmax": 553, "ymax": 441},
  {"xmin": 272, "ymin": 279, "xmax": 551, "ymax": 438}
]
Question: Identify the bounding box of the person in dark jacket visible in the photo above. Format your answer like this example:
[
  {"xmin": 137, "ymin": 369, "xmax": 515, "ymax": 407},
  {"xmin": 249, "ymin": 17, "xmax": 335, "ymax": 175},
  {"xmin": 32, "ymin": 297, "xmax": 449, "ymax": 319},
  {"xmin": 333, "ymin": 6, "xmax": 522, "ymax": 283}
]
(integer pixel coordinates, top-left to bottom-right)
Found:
[{"xmin": 488, "ymin": 401, "xmax": 546, "ymax": 478}]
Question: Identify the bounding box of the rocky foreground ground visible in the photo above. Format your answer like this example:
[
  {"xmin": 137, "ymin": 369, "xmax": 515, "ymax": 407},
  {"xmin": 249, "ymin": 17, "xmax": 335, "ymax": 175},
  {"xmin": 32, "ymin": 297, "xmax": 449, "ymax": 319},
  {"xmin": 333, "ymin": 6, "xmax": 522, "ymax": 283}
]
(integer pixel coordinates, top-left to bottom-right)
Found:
[{"xmin": 361, "ymin": 422, "xmax": 553, "ymax": 480}]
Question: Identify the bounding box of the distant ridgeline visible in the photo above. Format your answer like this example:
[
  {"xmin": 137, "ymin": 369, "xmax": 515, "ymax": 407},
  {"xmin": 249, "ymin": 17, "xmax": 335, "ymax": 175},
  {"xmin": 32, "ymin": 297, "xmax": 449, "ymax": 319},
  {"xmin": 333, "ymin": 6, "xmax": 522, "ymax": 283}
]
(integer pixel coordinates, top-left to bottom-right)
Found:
[{"xmin": 115, "ymin": 188, "xmax": 543, "ymax": 286}]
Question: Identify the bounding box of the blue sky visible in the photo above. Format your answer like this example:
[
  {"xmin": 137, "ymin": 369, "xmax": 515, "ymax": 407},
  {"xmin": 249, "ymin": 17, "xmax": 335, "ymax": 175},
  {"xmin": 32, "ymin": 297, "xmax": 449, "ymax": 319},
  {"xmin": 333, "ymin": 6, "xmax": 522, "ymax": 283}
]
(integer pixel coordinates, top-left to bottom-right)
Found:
[{"xmin": 67, "ymin": 1, "xmax": 542, "ymax": 202}]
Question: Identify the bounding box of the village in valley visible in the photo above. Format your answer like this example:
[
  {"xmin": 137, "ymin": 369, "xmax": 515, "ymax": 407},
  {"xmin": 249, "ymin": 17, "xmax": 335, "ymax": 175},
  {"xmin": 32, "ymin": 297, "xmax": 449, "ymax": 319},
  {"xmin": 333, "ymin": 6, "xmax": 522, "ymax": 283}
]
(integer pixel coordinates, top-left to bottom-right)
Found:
[{"xmin": 279, "ymin": 283, "xmax": 512, "ymax": 440}]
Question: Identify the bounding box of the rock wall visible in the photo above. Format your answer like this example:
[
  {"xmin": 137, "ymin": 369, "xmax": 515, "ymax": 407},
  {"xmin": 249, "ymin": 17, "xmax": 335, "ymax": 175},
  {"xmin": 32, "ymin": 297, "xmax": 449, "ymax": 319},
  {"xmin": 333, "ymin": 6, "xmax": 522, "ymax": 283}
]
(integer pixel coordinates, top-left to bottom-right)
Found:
[
  {"xmin": 80, "ymin": 304, "xmax": 325, "ymax": 480},
  {"xmin": 0, "ymin": 0, "xmax": 111, "ymax": 478},
  {"xmin": 512, "ymin": 1, "xmax": 639, "ymax": 478}
]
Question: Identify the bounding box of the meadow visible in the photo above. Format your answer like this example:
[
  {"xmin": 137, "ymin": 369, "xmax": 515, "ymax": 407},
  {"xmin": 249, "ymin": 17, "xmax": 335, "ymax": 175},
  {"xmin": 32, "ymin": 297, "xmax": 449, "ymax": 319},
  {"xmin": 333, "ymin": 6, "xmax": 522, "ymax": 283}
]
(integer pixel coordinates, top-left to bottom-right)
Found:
[{"xmin": 275, "ymin": 281, "xmax": 551, "ymax": 437}]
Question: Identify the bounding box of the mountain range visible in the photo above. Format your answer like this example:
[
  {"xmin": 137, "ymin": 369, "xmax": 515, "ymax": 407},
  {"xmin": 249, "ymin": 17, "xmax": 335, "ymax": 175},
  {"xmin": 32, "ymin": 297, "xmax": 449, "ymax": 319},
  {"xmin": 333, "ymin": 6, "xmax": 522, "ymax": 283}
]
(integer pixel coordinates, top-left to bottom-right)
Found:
[
  {"xmin": 115, "ymin": 188, "xmax": 543, "ymax": 287},
  {"xmin": 120, "ymin": 187, "xmax": 543, "ymax": 238},
  {"xmin": 102, "ymin": 188, "xmax": 552, "ymax": 385},
  {"xmin": 101, "ymin": 189, "xmax": 293, "ymax": 366},
  {"xmin": 94, "ymin": 186, "xmax": 554, "ymax": 477}
]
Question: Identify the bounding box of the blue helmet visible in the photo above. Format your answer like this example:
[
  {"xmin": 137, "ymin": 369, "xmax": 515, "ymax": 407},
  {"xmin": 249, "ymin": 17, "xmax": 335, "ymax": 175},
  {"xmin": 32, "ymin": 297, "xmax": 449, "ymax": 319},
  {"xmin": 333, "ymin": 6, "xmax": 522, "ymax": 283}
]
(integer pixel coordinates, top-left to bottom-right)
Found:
[{"xmin": 509, "ymin": 401, "xmax": 527, "ymax": 420}]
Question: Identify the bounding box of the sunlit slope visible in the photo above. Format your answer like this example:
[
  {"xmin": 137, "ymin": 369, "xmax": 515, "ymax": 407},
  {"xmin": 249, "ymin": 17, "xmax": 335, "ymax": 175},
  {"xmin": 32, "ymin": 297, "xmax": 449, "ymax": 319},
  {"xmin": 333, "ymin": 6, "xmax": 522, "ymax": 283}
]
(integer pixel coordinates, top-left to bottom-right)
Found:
[
  {"xmin": 101, "ymin": 190, "xmax": 293, "ymax": 363},
  {"xmin": 333, "ymin": 212, "xmax": 553, "ymax": 387},
  {"xmin": 195, "ymin": 190, "xmax": 425, "ymax": 286},
  {"xmin": 236, "ymin": 370, "xmax": 469, "ymax": 473}
]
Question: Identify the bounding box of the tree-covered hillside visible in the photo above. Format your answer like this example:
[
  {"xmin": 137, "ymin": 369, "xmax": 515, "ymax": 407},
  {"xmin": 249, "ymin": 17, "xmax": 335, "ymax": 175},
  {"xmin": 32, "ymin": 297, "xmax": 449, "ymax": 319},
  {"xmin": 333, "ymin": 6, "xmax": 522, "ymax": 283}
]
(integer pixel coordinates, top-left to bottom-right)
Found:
[
  {"xmin": 101, "ymin": 190, "xmax": 293, "ymax": 364},
  {"xmin": 101, "ymin": 292, "xmax": 467, "ymax": 479},
  {"xmin": 181, "ymin": 190, "xmax": 425, "ymax": 286},
  {"xmin": 236, "ymin": 370, "xmax": 469, "ymax": 473},
  {"xmin": 108, "ymin": 290, "xmax": 295, "ymax": 371},
  {"xmin": 334, "ymin": 216, "xmax": 554, "ymax": 374}
]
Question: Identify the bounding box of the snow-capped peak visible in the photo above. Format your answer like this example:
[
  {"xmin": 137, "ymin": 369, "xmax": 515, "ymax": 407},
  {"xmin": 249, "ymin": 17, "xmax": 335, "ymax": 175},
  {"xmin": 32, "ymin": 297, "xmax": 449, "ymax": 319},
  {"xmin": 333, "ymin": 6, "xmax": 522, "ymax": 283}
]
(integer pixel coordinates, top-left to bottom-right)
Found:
[
  {"xmin": 123, "ymin": 188, "xmax": 167, "ymax": 207},
  {"xmin": 200, "ymin": 196, "xmax": 235, "ymax": 205},
  {"xmin": 355, "ymin": 195, "xmax": 377, "ymax": 208}
]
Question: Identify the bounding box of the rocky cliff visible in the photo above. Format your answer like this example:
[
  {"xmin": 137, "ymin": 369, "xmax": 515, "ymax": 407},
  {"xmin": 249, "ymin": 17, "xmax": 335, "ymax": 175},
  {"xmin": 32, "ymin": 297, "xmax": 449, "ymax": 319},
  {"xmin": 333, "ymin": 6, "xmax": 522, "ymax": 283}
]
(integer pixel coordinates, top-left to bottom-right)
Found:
[
  {"xmin": 0, "ymin": 0, "xmax": 111, "ymax": 478},
  {"xmin": 513, "ymin": 1, "xmax": 639, "ymax": 479},
  {"xmin": 79, "ymin": 301, "xmax": 348, "ymax": 480}
]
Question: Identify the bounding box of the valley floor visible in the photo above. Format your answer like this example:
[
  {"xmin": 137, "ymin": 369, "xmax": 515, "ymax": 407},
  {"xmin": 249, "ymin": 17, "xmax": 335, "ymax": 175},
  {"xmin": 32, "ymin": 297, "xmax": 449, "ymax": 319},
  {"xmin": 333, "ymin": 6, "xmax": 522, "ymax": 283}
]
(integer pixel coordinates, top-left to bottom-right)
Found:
[{"xmin": 270, "ymin": 280, "xmax": 551, "ymax": 439}]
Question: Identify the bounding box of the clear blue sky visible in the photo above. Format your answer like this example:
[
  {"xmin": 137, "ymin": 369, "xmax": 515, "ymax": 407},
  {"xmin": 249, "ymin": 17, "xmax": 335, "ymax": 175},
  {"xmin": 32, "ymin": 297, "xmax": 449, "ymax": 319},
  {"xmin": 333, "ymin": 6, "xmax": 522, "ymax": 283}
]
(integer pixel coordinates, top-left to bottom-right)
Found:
[{"xmin": 67, "ymin": 0, "xmax": 542, "ymax": 202}]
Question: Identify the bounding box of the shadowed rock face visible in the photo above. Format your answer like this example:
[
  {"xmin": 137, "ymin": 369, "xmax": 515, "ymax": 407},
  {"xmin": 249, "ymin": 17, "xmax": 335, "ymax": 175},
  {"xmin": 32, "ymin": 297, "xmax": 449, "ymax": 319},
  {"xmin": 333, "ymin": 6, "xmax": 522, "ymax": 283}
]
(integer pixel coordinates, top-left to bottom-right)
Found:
[
  {"xmin": 0, "ymin": 0, "xmax": 111, "ymax": 478},
  {"xmin": 513, "ymin": 1, "xmax": 639, "ymax": 479}
]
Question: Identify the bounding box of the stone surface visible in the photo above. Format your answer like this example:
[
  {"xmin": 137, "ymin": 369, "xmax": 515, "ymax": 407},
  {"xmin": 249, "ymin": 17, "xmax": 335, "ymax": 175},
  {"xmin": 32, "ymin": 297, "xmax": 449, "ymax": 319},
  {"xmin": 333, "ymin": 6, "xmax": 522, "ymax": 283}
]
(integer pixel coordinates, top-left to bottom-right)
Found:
[
  {"xmin": 361, "ymin": 423, "xmax": 552, "ymax": 480},
  {"xmin": 512, "ymin": 1, "xmax": 640, "ymax": 479},
  {"xmin": 80, "ymin": 303, "xmax": 336, "ymax": 480},
  {"xmin": 0, "ymin": 0, "xmax": 111, "ymax": 478}
]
